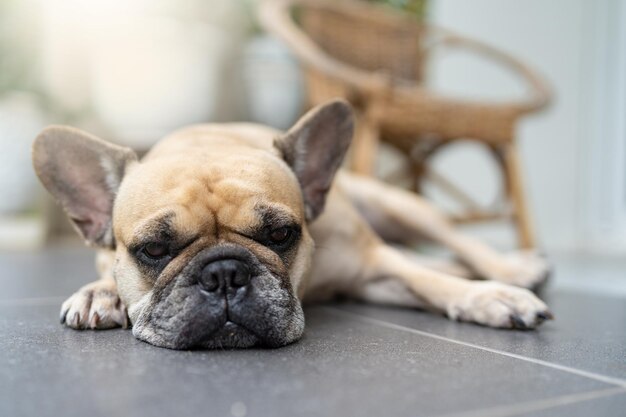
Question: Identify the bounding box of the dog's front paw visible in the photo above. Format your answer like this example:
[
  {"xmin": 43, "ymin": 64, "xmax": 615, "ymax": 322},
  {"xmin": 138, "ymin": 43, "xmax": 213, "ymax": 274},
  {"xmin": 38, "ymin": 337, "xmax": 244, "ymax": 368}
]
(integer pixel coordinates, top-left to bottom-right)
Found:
[
  {"xmin": 447, "ymin": 282, "xmax": 553, "ymax": 329},
  {"xmin": 60, "ymin": 280, "xmax": 128, "ymax": 329},
  {"xmin": 487, "ymin": 250, "xmax": 551, "ymax": 289}
]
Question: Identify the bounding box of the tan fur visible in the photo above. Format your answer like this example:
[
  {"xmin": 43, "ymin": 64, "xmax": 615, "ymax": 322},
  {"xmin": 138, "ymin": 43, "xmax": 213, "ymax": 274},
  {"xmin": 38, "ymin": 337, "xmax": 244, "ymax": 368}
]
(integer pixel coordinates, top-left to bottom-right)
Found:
[
  {"xmin": 46, "ymin": 110, "xmax": 551, "ymax": 334},
  {"xmin": 108, "ymin": 124, "xmax": 316, "ymax": 323}
]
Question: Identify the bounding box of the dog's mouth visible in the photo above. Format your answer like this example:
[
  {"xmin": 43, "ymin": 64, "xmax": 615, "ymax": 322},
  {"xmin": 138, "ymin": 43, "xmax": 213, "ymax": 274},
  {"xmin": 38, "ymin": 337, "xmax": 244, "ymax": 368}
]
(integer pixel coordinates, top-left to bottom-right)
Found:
[
  {"xmin": 132, "ymin": 299, "xmax": 303, "ymax": 350},
  {"xmin": 197, "ymin": 320, "xmax": 260, "ymax": 349}
]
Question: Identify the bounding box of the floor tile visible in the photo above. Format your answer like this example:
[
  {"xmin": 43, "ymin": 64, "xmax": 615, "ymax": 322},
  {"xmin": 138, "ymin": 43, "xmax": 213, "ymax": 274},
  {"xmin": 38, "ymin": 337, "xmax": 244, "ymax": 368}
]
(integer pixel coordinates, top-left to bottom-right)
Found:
[
  {"xmin": 0, "ymin": 303, "xmax": 613, "ymax": 417},
  {"xmin": 429, "ymin": 387, "xmax": 626, "ymax": 417},
  {"xmin": 2, "ymin": 247, "xmax": 625, "ymax": 417},
  {"xmin": 517, "ymin": 390, "xmax": 626, "ymax": 417},
  {"xmin": 0, "ymin": 246, "xmax": 94, "ymax": 301},
  {"xmin": 336, "ymin": 290, "xmax": 626, "ymax": 384}
]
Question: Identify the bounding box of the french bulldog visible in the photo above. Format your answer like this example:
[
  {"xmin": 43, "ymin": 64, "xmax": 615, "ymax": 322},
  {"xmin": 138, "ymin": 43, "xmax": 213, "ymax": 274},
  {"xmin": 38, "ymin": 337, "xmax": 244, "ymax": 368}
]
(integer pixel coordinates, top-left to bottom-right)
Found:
[{"xmin": 32, "ymin": 99, "xmax": 551, "ymax": 349}]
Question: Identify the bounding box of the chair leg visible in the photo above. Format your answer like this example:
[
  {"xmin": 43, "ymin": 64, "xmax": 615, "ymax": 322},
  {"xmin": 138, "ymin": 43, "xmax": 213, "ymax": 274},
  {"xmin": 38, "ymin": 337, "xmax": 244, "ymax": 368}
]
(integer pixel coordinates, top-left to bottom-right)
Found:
[
  {"xmin": 350, "ymin": 112, "xmax": 380, "ymax": 175},
  {"xmin": 502, "ymin": 142, "xmax": 535, "ymax": 249},
  {"xmin": 409, "ymin": 137, "xmax": 445, "ymax": 193}
]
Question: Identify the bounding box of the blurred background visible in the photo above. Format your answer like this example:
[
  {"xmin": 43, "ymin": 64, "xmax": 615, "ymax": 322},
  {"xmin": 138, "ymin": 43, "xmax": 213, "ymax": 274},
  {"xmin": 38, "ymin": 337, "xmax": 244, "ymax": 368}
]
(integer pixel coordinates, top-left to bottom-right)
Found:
[{"xmin": 0, "ymin": 0, "xmax": 624, "ymax": 262}]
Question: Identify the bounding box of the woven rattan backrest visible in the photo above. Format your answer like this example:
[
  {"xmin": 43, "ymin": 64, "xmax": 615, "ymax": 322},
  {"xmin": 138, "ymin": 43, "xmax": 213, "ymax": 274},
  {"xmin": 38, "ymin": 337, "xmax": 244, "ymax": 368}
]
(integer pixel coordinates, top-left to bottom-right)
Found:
[{"xmin": 299, "ymin": 2, "xmax": 423, "ymax": 82}]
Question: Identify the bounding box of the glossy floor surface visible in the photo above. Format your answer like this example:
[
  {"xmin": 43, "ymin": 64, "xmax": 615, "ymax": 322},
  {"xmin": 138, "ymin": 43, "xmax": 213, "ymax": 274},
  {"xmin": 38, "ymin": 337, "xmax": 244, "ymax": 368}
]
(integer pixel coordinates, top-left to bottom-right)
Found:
[{"xmin": 1, "ymin": 247, "xmax": 625, "ymax": 417}]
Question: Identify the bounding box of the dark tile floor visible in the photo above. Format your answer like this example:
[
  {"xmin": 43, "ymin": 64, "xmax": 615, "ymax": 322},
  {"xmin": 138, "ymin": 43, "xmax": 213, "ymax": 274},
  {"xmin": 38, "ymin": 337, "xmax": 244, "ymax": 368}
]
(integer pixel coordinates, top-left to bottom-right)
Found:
[{"xmin": 1, "ymin": 247, "xmax": 625, "ymax": 417}]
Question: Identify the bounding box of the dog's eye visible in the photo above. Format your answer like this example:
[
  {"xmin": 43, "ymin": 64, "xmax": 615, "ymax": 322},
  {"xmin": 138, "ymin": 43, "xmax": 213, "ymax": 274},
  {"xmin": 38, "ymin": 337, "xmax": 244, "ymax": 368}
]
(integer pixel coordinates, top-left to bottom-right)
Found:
[
  {"xmin": 256, "ymin": 225, "xmax": 299, "ymax": 252},
  {"xmin": 142, "ymin": 242, "xmax": 169, "ymax": 259},
  {"xmin": 268, "ymin": 227, "xmax": 292, "ymax": 244}
]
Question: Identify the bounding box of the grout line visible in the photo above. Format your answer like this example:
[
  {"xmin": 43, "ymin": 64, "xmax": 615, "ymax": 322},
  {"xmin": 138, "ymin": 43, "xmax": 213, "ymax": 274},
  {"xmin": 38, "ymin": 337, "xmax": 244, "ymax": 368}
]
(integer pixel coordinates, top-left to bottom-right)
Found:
[
  {"xmin": 433, "ymin": 387, "xmax": 626, "ymax": 417},
  {"xmin": 324, "ymin": 307, "xmax": 626, "ymax": 388},
  {"xmin": 0, "ymin": 296, "xmax": 65, "ymax": 306}
]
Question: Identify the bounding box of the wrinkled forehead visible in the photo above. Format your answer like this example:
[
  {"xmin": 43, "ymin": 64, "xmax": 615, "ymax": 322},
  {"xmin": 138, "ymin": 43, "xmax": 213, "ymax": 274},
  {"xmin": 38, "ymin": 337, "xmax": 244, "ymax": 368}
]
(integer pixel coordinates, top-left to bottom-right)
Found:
[{"xmin": 113, "ymin": 151, "xmax": 304, "ymax": 245}]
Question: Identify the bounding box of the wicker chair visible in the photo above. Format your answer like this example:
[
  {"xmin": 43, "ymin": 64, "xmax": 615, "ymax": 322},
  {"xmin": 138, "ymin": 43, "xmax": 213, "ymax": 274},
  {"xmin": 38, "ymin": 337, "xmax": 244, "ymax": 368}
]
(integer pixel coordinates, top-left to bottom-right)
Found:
[{"xmin": 259, "ymin": 0, "xmax": 551, "ymax": 249}]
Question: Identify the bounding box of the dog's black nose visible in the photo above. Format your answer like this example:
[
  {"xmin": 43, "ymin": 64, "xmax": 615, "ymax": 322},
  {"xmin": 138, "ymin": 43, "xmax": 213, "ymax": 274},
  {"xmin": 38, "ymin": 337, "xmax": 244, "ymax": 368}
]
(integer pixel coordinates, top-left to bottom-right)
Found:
[{"xmin": 200, "ymin": 259, "xmax": 251, "ymax": 292}]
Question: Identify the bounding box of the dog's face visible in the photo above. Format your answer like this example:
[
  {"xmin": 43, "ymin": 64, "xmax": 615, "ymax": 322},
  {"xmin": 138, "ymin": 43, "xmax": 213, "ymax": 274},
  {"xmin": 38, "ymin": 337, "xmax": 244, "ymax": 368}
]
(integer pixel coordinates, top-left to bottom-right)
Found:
[
  {"xmin": 113, "ymin": 145, "xmax": 313, "ymax": 349},
  {"xmin": 32, "ymin": 100, "xmax": 354, "ymax": 349}
]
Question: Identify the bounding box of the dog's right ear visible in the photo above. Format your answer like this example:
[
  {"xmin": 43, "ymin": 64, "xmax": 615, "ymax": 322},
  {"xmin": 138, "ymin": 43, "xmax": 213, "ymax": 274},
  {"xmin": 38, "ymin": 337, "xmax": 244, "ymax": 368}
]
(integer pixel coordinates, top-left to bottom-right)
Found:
[
  {"xmin": 275, "ymin": 99, "xmax": 354, "ymax": 222},
  {"xmin": 32, "ymin": 126, "xmax": 138, "ymax": 248}
]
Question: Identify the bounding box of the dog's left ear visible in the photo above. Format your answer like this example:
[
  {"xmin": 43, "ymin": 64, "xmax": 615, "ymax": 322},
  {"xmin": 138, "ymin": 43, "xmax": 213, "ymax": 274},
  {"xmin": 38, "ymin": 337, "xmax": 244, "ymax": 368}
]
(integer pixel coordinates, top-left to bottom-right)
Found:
[
  {"xmin": 32, "ymin": 126, "xmax": 138, "ymax": 247},
  {"xmin": 275, "ymin": 99, "xmax": 354, "ymax": 221}
]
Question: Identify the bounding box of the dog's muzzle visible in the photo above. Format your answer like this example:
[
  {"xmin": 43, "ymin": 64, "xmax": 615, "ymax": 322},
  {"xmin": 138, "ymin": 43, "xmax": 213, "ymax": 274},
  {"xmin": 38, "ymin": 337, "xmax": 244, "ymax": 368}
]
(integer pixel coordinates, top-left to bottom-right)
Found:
[{"xmin": 131, "ymin": 244, "xmax": 305, "ymax": 350}]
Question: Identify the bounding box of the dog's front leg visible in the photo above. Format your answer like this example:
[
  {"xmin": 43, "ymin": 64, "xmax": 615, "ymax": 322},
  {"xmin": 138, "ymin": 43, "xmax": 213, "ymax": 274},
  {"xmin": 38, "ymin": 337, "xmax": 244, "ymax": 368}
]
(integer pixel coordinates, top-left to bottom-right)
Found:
[
  {"xmin": 60, "ymin": 250, "xmax": 128, "ymax": 329},
  {"xmin": 358, "ymin": 243, "xmax": 553, "ymax": 329}
]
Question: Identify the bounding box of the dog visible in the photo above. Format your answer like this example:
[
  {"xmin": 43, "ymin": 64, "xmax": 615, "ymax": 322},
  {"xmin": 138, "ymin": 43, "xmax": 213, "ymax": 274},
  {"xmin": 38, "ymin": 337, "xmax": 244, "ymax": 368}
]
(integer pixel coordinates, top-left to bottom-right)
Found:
[{"xmin": 32, "ymin": 99, "xmax": 552, "ymax": 349}]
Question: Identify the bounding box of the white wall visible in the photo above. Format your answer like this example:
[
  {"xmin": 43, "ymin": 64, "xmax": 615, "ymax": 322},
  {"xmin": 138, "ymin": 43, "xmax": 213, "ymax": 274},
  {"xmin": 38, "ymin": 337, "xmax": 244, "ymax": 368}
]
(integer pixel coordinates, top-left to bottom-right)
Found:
[
  {"xmin": 38, "ymin": 0, "xmax": 252, "ymax": 148},
  {"xmin": 428, "ymin": 0, "xmax": 591, "ymax": 252},
  {"xmin": 580, "ymin": 0, "xmax": 626, "ymax": 254}
]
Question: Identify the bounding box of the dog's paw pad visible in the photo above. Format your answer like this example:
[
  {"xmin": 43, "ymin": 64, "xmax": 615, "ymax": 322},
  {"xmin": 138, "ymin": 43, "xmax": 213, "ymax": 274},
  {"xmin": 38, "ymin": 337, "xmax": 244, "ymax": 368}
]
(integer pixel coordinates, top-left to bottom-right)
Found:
[
  {"xmin": 489, "ymin": 250, "xmax": 552, "ymax": 289},
  {"xmin": 448, "ymin": 282, "xmax": 553, "ymax": 329},
  {"xmin": 60, "ymin": 281, "xmax": 128, "ymax": 330}
]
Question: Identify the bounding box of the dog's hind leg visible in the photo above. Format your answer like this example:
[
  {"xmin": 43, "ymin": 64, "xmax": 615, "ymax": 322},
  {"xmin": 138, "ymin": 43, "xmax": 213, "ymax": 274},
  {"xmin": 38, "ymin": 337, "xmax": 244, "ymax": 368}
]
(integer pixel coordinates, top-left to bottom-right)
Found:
[
  {"xmin": 352, "ymin": 243, "xmax": 552, "ymax": 329},
  {"xmin": 60, "ymin": 249, "xmax": 129, "ymax": 330},
  {"xmin": 338, "ymin": 172, "xmax": 550, "ymax": 289}
]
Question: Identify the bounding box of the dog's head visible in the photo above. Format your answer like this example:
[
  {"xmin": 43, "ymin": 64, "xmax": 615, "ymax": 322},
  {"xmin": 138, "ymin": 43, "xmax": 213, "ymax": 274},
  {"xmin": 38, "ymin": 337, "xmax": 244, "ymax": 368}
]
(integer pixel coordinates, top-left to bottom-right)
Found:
[{"xmin": 32, "ymin": 100, "xmax": 353, "ymax": 349}]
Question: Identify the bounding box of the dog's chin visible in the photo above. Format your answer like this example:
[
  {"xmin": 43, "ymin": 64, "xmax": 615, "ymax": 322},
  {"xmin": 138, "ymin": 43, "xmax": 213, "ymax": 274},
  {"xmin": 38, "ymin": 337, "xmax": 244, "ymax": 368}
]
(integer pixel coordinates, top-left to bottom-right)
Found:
[
  {"xmin": 134, "ymin": 319, "xmax": 300, "ymax": 350},
  {"xmin": 198, "ymin": 321, "xmax": 260, "ymax": 349},
  {"xmin": 132, "ymin": 303, "xmax": 305, "ymax": 350}
]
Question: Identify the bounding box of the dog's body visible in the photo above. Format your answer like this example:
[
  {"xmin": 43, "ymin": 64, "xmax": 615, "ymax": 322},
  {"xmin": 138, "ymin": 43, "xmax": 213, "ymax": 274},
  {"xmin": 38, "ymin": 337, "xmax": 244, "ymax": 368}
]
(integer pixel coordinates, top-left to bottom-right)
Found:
[{"xmin": 33, "ymin": 100, "xmax": 551, "ymax": 349}]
